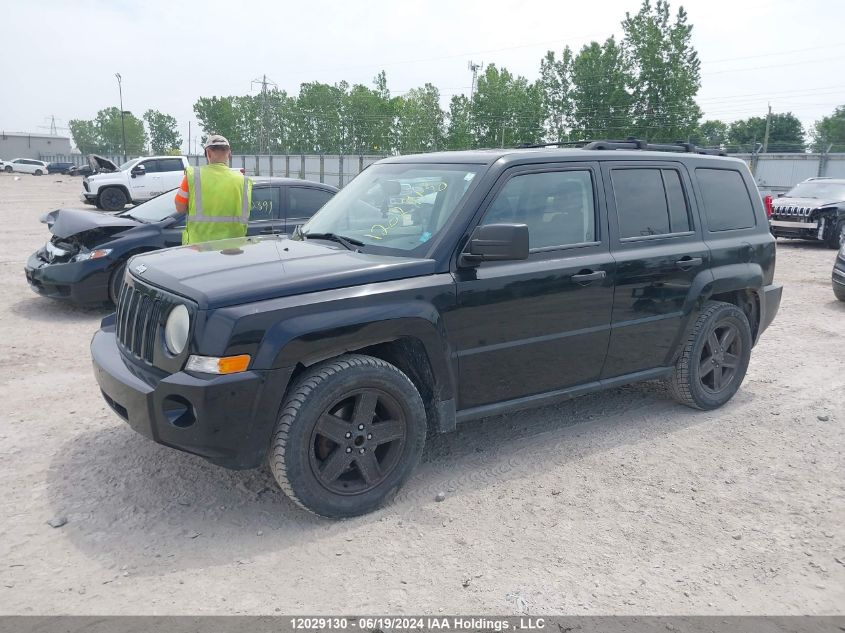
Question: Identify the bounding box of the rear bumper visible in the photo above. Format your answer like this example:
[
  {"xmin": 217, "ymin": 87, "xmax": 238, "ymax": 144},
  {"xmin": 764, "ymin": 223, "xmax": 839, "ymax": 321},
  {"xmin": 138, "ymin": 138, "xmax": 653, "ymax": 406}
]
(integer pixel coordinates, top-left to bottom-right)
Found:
[
  {"xmin": 24, "ymin": 251, "xmax": 112, "ymax": 304},
  {"xmin": 91, "ymin": 324, "xmax": 293, "ymax": 469},
  {"xmin": 758, "ymin": 283, "xmax": 783, "ymax": 341}
]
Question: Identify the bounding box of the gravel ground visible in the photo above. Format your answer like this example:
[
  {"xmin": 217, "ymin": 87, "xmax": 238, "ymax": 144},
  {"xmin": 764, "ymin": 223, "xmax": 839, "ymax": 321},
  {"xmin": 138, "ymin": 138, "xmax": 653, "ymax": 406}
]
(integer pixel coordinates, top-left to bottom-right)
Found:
[{"xmin": 0, "ymin": 173, "xmax": 843, "ymax": 615}]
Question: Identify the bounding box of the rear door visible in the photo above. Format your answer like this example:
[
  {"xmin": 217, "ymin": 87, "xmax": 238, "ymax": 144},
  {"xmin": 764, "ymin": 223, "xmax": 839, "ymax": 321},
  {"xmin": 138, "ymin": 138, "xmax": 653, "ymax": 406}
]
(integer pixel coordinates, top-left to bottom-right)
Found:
[
  {"xmin": 449, "ymin": 163, "xmax": 615, "ymax": 410},
  {"xmin": 601, "ymin": 161, "xmax": 710, "ymax": 378},
  {"xmin": 157, "ymin": 158, "xmax": 187, "ymax": 195},
  {"xmin": 285, "ymin": 186, "xmax": 335, "ymax": 232},
  {"xmin": 246, "ymin": 185, "xmax": 283, "ymax": 236}
]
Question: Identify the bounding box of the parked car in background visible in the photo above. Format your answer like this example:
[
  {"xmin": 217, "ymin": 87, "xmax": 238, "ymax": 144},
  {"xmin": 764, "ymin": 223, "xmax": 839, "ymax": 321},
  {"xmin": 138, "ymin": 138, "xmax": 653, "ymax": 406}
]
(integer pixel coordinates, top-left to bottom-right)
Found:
[
  {"xmin": 47, "ymin": 161, "xmax": 76, "ymax": 175},
  {"xmin": 81, "ymin": 155, "xmax": 189, "ymax": 211},
  {"xmin": 4, "ymin": 158, "xmax": 49, "ymax": 175},
  {"xmin": 25, "ymin": 178, "xmax": 337, "ymax": 305},
  {"xmin": 68, "ymin": 164, "xmax": 95, "ymax": 177},
  {"xmin": 769, "ymin": 177, "xmax": 845, "ymax": 248},
  {"xmin": 91, "ymin": 139, "xmax": 782, "ymax": 518}
]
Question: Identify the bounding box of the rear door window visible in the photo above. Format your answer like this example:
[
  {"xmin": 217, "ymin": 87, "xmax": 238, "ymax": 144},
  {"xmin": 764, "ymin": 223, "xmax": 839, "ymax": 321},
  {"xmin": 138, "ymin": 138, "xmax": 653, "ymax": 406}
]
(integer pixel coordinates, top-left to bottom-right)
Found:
[
  {"xmin": 611, "ymin": 167, "xmax": 691, "ymax": 239},
  {"xmin": 695, "ymin": 168, "xmax": 756, "ymax": 231},
  {"xmin": 288, "ymin": 187, "xmax": 334, "ymax": 222},
  {"xmin": 158, "ymin": 158, "xmax": 184, "ymax": 172}
]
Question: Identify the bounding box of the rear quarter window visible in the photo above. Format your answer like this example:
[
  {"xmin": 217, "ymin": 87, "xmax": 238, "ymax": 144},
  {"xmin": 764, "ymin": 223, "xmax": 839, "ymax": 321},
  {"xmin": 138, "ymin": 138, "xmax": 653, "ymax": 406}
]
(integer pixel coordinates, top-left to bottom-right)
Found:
[{"xmin": 696, "ymin": 168, "xmax": 756, "ymax": 232}]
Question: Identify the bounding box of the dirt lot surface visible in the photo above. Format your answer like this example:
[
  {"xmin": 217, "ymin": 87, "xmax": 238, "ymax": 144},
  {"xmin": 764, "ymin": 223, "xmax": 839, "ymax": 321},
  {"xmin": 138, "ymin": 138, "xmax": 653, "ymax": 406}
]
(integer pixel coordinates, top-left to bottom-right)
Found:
[{"xmin": 0, "ymin": 173, "xmax": 842, "ymax": 615}]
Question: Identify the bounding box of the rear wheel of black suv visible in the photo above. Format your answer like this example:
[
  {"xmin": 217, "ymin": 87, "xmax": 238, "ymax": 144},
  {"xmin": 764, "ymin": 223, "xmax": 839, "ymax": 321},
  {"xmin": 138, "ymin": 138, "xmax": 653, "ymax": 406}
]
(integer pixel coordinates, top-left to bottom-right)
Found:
[
  {"xmin": 669, "ymin": 301, "xmax": 752, "ymax": 410},
  {"xmin": 270, "ymin": 354, "xmax": 427, "ymax": 518}
]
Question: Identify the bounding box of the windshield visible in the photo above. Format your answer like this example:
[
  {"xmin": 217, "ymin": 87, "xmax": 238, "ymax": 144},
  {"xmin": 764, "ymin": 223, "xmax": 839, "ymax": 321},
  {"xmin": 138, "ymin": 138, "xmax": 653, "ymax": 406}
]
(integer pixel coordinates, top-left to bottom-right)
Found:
[
  {"xmin": 785, "ymin": 181, "xmax": 845, "ymax": 200},
  {"xmin": 300, "ymin": 163, "xmax": 481, "ymax": 254},
  {"xmin": 125, "ymin": 189, "xmax": 178, "ymax": 222},
  {"xmin": 117, "ymin": 158, "xmax": 138, "ymax": 171}
]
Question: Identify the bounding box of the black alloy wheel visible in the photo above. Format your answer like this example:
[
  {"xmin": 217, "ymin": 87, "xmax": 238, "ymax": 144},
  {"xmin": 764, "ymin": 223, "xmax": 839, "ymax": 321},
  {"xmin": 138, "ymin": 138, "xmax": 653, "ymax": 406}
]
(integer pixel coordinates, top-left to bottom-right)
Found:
[
  {"xmin": 270, "ymin": 354, "xmax": 426, "ymax": 518},
  {"xmin": 4, "ymin": 165, "xmax": 12, "ymax": 173},
  {"xmin": 309, "ymin": 389, "xmax": 408, "ymax": 495},
  {"xmin": 99, "ymin": 187, "xmax": 128, "ymax": 211},
  {"xmin": 698, "ymin": 321, "xmax": 742, "ymax": 394},
  {"xmin": 669, "ymin": 301, "xmax": 752, "ymax": 410}
]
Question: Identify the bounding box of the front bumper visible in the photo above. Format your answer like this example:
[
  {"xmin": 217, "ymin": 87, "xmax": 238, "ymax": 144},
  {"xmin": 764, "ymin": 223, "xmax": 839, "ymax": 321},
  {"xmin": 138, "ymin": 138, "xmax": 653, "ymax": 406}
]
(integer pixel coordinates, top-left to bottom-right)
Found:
[
  {"xmin": 758, "ymin": 282, "xmax": 783, "ymax": 341},
  {"xmin": 25, "ymin": 250, "xmax": 113, "ymax": 304},
  {"xmin": 91, "ymin": 323, "xmax": 293, "ymax": 470},
  {"xmin": 80, "ymin": 192, "xmax": 97, "ymax": 205}
]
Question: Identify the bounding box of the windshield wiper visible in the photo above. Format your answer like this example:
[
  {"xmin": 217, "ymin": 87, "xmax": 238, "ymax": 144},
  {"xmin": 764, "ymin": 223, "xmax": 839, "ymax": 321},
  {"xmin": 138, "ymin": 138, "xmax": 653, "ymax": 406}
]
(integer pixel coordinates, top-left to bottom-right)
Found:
[{"xmin": 302, "ymin": 232, "xmax": 364, "ymax": 251}]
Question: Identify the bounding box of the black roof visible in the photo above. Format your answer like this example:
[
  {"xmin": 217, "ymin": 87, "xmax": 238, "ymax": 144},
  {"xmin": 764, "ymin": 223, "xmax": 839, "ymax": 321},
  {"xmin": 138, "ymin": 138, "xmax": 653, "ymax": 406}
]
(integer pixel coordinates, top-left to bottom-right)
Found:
[
  {"xmin": 251, "ymin": 177, "xmax": 338, "ymax": 191},
  {"xmin": 379, "ymin": 147, "xmax": 743, "ymax": 167}
]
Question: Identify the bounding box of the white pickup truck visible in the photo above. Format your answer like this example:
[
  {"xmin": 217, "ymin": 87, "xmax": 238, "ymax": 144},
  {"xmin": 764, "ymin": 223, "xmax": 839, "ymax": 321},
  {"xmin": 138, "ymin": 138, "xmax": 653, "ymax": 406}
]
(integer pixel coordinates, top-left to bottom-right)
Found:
[{"xmin": 81, "ymin": 155, "xmax": 189, "ymax": 211}]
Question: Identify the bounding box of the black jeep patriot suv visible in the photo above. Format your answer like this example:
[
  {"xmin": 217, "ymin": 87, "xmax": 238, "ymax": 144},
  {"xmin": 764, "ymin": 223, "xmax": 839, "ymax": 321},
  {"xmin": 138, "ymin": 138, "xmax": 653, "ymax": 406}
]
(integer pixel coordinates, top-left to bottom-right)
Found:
[{"xmin": 91, "ymin": 140, "xmax": 783, "ymax": 517}]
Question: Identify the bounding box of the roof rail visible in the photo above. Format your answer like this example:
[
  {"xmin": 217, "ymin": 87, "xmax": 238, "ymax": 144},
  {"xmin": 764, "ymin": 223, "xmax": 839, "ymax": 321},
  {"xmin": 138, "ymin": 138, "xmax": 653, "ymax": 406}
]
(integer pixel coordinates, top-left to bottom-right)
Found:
[{"xmin": 518, "ymin": 137, "xmax": 726, "ymax": 156}]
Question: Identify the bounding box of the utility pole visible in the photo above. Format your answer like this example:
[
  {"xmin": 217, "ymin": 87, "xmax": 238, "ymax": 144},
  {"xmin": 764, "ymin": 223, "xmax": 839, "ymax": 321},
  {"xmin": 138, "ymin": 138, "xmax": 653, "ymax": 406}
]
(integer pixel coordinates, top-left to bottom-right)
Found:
[
  {"xmin": 251, "ymin": 74, "xmax": 277, "ymax": 154},
  {"xmin": 762, "ymin": 103, "xmax": 772, "ymax": 153},
  {"xmin": 468, "ymin": 60, "xmax": 481, "ymax": 104},
  {"xmin": 115, "ymin": 73, "xmax": 127, "ymax": 161}
]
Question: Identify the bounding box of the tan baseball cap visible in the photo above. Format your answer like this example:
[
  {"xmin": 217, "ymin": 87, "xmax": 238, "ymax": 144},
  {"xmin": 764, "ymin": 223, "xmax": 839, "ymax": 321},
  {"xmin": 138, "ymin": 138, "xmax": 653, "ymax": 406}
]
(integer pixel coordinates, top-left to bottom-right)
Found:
[{"xmin": 203, "ymin": 134, "xmax": 230, "ymax": 149}]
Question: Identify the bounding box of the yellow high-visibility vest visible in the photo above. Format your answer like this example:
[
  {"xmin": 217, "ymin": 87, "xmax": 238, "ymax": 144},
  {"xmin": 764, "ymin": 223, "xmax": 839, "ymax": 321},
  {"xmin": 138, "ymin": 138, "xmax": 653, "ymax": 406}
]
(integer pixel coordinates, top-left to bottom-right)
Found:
[{"xmin": 183, "ymin": 163, "xmax": 252, "ymax": 245}]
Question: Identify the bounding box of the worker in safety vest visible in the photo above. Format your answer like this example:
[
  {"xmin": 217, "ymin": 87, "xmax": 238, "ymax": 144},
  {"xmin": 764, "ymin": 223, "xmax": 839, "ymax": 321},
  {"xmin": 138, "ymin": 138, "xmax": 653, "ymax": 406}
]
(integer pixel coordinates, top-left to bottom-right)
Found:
[{"xmin": 175, "ymin": 134, "xmax": 252, "ymax": 245}]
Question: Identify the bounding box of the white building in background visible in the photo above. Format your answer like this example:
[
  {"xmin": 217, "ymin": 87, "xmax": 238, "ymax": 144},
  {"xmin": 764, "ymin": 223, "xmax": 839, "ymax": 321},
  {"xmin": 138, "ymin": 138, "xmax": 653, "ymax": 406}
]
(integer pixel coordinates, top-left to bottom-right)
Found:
[{"xmin": 0, "ymin": 132, "xmax": 72, "ymax": 159}]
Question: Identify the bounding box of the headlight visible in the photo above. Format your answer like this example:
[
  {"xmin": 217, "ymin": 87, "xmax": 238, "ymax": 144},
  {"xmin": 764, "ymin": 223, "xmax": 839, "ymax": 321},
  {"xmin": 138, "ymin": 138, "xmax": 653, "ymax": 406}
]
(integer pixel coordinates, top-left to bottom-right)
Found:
[
  {"xmin": 164, "ymin": 305, "xmax": 190, "ymax": 355},
  {"xmin": 73, "ymin": 248, "xmax": 112, "ymax": 262}
]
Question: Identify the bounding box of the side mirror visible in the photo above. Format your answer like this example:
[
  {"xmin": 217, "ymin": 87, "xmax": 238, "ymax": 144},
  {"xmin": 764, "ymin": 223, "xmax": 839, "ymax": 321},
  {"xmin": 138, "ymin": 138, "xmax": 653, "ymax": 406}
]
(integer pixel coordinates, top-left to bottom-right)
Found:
[
  {"xmin": 131, "ymin": 164, "xmax": 146, "ymax": 178},
  {"xmin": 460, "ymin": 223, "xmax": 529, "ymax": 267},
  {"xmin": 777, "ymin": 193, "xmax": 785, "ymax": 198}
]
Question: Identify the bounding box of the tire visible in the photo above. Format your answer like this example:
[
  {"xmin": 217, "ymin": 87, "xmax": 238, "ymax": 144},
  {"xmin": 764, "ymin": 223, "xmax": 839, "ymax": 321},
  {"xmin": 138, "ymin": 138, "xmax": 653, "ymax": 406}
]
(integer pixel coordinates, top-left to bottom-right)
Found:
[
  {"xmin": 270, "ymin": 354, "xmax": 427, "ymax": 518},
  {"xmin": 108, "ymin": 261, "xmax": 127, "ymax": 305},
  {"xmin": 3, "ymin": 166, "xmax": 11, "ymax": 173},
  {"xmin": 98, "ymin": 187, "xmax": 128, "ymax": 211},
  {"xmin": 669, "ymin": 301, "xmax": 752, "ymax": 410},
  {"xmin": 834, "ymin": 282, "xmax": 845, "ymax": 302},
  {"xmin": 825, "ymin": 219, "xmax": 844, "ymax": 249},
  {"xmin": 34, "ymin": 169, "xmax": 43, "ymax": 176}
]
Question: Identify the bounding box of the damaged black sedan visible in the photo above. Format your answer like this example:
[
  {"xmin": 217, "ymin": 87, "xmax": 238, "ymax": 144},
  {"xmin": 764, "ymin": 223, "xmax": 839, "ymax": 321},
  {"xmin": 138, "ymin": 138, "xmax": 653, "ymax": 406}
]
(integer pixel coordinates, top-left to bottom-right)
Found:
[{"xmin": 24, "ymin": 178, "xmax": 337, "ymax": 305}]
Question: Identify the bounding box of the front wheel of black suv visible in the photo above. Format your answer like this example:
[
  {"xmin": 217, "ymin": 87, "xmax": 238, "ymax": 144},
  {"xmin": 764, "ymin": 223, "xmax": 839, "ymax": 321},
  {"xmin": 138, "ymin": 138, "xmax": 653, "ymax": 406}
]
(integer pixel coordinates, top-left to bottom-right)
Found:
[
  {"xmin": 269, "ymin": 354, "xmax": 427, "ymax": 518},
  {"xmin": 669, "ymin": 301, "xmax": 752, "ymax": 410},
  {"xmin": 824, "ymin": 219, "xmax": 844, "ymax": 249}
]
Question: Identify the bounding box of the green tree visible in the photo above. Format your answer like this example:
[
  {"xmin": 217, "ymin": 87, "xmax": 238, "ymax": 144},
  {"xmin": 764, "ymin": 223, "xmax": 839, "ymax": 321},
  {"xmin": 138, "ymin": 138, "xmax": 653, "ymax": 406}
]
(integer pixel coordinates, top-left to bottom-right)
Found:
[
  {"xmin": 445, "ymin": 95, "xmax": 473, "ymax": 150},
  {"xmin": 193, "ymin": 96, "xmax": 242, "ymax": 151},
  {"xmin": 570, "ymin": 37, "xmax": 633, "ymax": 139},
  {"xmin": 143, "ymin": 109, "xmax": 182, "ymax": 154},
  {"xmin": 289, "ymin": 82, "xmax": 346, "ymax": 153},
  {"xmin": 539, "ymin": 48, "xmax": 574, "ymax": 142},
  {"xmin": 344, "ymin": 75, "xmax": 394, "ymax": 153},
  {"xmin": 471, "ymin": 64, "xmax": 544, "ymax": 148},
  {"xmin": 622, "ymin": 0, "xmax": 701, "ymax": 141},
  {"xmin": 728, "ymin": 112, "xmax": 805, "ymax": 152},
  {"xmin": 68, "ymin": 119, "xmax": 100, "ymax": 155},
  {"xmin": 690, "ymin": 119, "xmax": 729, "ymax": 147},
  {"xmin": 811, "ymin": 105, "xmax": 845, "ymax": 152},
  {"xmin": 68, "ymin": 108, "xmax": 146, "ymax": 156},
  {"xmin": 394, "ymin": 84, "xmax": 445, "ymax": 153}
]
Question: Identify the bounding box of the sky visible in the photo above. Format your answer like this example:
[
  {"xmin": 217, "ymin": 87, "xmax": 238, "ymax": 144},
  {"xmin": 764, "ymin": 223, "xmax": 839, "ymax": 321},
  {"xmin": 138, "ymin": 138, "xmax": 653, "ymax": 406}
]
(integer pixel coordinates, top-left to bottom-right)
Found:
[{"xmin": 1, "ymin": 0, "xmax": 843, "ymax": 153}]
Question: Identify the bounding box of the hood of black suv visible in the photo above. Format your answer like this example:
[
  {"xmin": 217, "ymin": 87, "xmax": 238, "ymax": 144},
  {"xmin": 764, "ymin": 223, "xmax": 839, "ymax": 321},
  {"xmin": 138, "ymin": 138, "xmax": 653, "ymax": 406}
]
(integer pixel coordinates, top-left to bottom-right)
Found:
[{"xmin": 129, "ymin": 236, "xmax": 436, "ymax": 309}]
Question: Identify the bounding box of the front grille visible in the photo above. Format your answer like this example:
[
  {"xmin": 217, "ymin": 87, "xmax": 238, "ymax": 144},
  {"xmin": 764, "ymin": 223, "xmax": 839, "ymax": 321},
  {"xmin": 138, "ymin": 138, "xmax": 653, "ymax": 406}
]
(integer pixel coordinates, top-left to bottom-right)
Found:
[
  {"xmin": 115, "ymin": 279, "xmax": 168, "ymax": 364},
  {"xmin": 773, "ymin": 205, "xmax": 812, "ymax": 218}
]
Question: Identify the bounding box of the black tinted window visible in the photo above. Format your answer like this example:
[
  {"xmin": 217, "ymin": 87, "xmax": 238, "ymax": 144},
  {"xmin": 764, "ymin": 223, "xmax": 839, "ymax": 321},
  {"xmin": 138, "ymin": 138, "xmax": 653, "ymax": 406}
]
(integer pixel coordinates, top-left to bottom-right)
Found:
[
  {"xmin": 663, "ymin": 169, "xmax": 691, "ymax": 233},
  {"xmin": 250, "ymin": 186, "xmax": 280, "ymax": 221},
  {"xmin": 696, "ymin": 168, "xmax": 756, "ymax": 231},
  {"xmin": 482, "ymin": 170, "xmax": 596, "ymax": 248},
  {"xmin": 613, "ymin": 169, "xmax": 671, "ymax": 238},
  {"xmin": 138, "ymin": 160, "xmax": 158, "ymax": 173},
  {"xmin": 158, "ymin": 158, "xmax": 184, "ymax": 172},
  {"xmin": 289, "ymin": 187, "xmax": 333, "ymax": 219}
]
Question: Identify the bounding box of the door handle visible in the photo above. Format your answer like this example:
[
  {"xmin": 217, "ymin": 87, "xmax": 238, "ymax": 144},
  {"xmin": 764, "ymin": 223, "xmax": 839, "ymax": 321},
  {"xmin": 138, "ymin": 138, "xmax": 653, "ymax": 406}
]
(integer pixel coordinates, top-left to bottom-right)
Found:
[
  {"xmin": 675, "ymin": 256, "xmax": 703, "ymax": 270},
  {"xmin": 571, "ymin": 270, "xmax": 607, "ymax": 284}
]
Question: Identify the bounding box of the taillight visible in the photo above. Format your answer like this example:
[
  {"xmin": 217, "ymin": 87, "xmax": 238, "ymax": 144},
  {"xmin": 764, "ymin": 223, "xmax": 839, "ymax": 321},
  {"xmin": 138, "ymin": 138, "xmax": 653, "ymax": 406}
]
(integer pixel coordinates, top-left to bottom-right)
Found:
[{"xmin": 763, "ymin": 194, "xmax": 773, "ymax": 218}]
